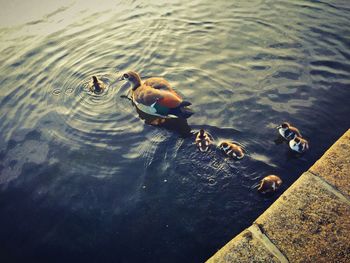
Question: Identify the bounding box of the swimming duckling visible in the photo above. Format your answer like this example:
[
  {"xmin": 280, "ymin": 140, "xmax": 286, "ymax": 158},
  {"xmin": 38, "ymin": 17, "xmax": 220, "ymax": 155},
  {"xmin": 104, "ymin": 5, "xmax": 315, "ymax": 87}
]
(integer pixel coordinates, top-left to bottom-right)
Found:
[
  {"xmin": 120, "ymin": 71, "xmax": 193, "ymax": 119},
  {"xmin": 89, "ymin": 76, "xmax": 105, "ymax": 94},
  {"xmin": 195, "ymin": 129, "xmax": 213, "ymax": 152},
  {"xmin": 219, "ymin": 141, "xmax": 244, "ymax": 159},
  {"xmin": 257, "ymin": 175, "xmax": 282, "ymax": 194},
  {"xmin": 289, "ymin": 136, "xmax": 309, "ymax": 153},
  {"xmin": 276, "ymin": 122, "xmax": 301, "ymax": 141}
]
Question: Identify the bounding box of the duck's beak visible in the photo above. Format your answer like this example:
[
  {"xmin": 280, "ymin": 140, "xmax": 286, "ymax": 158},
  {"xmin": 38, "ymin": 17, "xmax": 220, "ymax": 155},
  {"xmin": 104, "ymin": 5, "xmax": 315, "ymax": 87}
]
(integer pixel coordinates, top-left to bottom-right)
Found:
[{"xmin": 118, "ymin": 74, "xmax": 126, "ymax": 81}]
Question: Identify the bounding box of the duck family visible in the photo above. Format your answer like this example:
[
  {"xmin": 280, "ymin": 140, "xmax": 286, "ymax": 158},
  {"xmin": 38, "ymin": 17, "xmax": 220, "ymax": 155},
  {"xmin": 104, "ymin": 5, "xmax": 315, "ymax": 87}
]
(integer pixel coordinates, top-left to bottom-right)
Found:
[{"xmin": 90, "ymin": 70, "xmax": 310, "ymax": 195}]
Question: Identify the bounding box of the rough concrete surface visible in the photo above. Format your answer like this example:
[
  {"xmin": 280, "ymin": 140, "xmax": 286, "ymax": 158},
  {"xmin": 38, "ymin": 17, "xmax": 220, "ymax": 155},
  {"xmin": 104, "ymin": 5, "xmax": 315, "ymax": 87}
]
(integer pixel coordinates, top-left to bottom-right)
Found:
[
  {"xmin": 207, "ymin": 229, "xmax": 279, "ymax": 263},
  {"xmin": 310, "ymin": 129, "xmax": 350, "ymax": 199}
]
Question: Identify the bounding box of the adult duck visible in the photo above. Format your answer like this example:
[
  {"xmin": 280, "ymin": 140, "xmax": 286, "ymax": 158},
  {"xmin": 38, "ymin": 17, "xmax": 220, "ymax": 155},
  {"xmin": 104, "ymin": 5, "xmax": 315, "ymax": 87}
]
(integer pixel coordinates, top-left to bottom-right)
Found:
[{"xmin": 121, "ymin": 71, "xmax": 193, "ymax": 119}]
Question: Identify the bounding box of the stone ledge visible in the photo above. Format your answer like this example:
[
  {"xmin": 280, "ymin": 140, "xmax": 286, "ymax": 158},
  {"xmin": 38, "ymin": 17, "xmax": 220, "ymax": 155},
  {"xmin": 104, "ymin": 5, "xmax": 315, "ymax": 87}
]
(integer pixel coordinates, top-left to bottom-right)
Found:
[
  {"xmin": 255, "ymin": 172, "xmax": 350, "ymax": 263},
  {"xmin": 207, "ymin": 228, "xmax": 279, "ymax": 263},
  {"xmin": 207, "ymin": 129, "xmax": 350, "ymax": 263},
  {"xmin": 310, "ymin": 129, "xmax": 350, "ymax": 199}
]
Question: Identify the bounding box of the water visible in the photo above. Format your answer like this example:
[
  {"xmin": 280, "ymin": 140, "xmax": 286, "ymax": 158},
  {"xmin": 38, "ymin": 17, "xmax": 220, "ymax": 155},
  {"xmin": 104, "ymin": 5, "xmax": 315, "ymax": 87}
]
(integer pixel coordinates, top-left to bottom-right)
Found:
[{"xmin": 1, "ymin": 0, "xmax": 350, "ymax": 262}]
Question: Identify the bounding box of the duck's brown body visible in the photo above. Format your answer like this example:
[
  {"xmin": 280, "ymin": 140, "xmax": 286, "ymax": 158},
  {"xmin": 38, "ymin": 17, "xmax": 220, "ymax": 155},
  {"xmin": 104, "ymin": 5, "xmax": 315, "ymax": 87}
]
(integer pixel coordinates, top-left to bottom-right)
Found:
[
  {"xmin": 133, "ymin": 77, "xmax": 182, "ymax": 107},
  {"xmin": 122, "ymin": 71, "xmax": 193, "ymax": 119},
  {"xmin": 257, "ymin": 175, "xmax": 282, "ymax": 194}
]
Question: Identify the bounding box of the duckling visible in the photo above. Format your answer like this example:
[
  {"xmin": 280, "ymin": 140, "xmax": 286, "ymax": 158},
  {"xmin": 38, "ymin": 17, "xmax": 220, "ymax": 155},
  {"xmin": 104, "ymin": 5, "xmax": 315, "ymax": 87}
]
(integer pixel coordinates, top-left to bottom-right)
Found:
[
  {"xmin": 257, "ymin": 175, "xmax": 282, "ymax": 194},
  {"xmin": 219, "ymin": 141, "xmax": 244, "ymax": 159},
  {"xmin": 195, "ymin": 129, "xmax": 213, "ymax": 152},
  {"xmin": 120, "ymin": 71, "xmax": 193, "ymax": 119},
  {"xmin": 276, "ymin": 122, "xmax": 301, "ymax": 140},
  {"xmin": 89, "ymin": 76, "xmax": 106, "ymax": 94},
  {"xmin": 289, "ymin": 136, "xmax": 309, "ymax": 153}
]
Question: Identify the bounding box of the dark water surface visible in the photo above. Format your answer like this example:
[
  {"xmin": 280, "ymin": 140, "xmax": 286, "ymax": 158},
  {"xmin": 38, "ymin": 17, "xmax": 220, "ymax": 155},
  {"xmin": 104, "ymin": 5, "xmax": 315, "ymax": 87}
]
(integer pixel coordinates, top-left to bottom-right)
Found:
[{"xmin": 1, "ymin": 0, "xmax": 350, "ymax": 262}]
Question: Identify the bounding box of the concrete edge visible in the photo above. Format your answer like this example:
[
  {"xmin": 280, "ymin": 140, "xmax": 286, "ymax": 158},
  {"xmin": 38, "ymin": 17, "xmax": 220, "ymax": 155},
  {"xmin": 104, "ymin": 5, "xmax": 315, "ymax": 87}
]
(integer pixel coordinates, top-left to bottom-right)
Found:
[
  {"xmin": 248, "ymin": 224, "xmax": 289, "ymax": 263},
  {"xmin": 206, "ymin": 128, "xmax": 350, "ymax": 263}
]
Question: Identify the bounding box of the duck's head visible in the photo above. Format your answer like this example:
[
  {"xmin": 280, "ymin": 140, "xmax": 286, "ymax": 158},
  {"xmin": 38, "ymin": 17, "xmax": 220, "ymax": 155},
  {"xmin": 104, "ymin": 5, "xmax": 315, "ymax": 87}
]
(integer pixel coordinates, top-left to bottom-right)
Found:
[
  {"xmin": 281, "ymin": 122, "xmax": 290, "ymax": 129},
  {"xmin": 121, "ymin": 71, "xmax": 142, "ymax": 90},
  {"xmin": 219, "ymin": 142, "xmax": 229, "ymax": 149},
  {"xmin": 277, "ymin": 122, "xmax": 290, "ymax": 129},
  {"xmin": 199, "ymin": 129, "xmax": 205, "ymax": 136}
]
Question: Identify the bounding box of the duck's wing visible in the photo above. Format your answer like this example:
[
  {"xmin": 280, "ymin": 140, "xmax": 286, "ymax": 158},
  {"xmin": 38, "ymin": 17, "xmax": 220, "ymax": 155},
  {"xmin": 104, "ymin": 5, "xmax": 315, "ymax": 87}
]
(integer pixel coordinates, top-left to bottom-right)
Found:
[
  {"xmin": 133, "ymin": 87, "xmax": 163, "ymax": 106},
  {"xmin": 290, "ymin": 127, "xmax": 302, "ymax": 137},
  {"xmin": 205, "ymin": 132, "xmax": 214, "ymax": 142},
  {"xmin": 143, "ymin": 78, "xmax": 188, "ymax": 108},
  {"xmin": 144, "ymin": 77, "xmax": 173, "ymax": 91},
  {"xmin": 157, "ymin": 90, "xmax": 182, "ymax": 108},
  {"xmin": 133, "ymin": 86, "xmax": 182, "ymax": 108}
]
